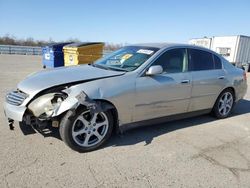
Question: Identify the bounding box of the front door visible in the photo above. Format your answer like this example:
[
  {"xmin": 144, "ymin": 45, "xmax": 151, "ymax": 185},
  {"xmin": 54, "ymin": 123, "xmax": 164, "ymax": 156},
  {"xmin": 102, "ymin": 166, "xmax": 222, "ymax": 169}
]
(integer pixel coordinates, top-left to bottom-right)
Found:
[{"xmin": 134, "ymin": 48, "xmax": 192, "ymax": 122}]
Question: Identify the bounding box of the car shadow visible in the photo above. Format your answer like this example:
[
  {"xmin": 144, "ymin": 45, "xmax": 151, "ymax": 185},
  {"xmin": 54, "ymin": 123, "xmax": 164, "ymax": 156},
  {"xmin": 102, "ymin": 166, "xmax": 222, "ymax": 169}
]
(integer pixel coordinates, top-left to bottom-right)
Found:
[
  {"xmin": 107, "ymin": 115, "xmax": 215, "ymax": 147},
  {"xmin": 231, "ymin": 98, "xmax": 250, "ymax": 115},
  {"xmin": 19, "ymin": 122, "xmax": 61, "ymax": 139},
  {"xmin": 18, "ymin": 99, "xmax": 250, "ymax": 149},
  {"xmin": 107, "ymin": 98, "xmax": 250, "ymax": 147}
]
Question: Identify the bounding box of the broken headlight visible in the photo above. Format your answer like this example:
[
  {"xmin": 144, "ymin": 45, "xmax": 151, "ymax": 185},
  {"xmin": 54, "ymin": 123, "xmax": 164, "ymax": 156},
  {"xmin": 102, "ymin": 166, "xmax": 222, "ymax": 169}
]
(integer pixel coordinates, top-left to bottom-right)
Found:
[{"xmin": 28, "ymin": 92, "xmax": 68, "ymax": 119}]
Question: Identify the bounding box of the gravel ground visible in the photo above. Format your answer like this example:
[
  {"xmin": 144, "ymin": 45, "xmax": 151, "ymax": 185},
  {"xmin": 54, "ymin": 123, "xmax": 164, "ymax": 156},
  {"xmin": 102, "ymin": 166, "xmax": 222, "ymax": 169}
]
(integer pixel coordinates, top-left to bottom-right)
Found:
[{"xmin": 0, "ymin": 54, "xmax": 250, "ymax": 188}]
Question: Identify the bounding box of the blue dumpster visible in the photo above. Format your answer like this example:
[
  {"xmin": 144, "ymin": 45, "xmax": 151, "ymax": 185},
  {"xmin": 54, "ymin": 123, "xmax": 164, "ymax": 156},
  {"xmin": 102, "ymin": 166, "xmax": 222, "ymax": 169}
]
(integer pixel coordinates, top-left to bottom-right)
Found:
[{"xmin": 42, "ymin": 42, "xmax": 72, "ymax": 68}]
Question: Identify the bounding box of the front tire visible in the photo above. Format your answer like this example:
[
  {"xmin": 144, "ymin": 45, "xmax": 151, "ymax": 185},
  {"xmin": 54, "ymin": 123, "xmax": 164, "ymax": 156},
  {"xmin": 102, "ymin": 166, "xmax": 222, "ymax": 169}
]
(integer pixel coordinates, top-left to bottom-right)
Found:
[
  {"xmin": 59, "ymin": 108, "xmax": 113, "ymax": 152},
  {"xmin": 212, "ymin": 89, "xmax": 235, "ymax": 119}
]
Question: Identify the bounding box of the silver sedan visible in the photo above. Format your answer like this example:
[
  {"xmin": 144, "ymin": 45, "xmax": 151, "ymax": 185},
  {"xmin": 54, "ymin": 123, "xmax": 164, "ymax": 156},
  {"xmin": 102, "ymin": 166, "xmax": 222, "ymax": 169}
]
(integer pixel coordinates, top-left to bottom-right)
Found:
[{"xmin": 4, "ymin": 43, "xmax": 247, "ymax": 152}]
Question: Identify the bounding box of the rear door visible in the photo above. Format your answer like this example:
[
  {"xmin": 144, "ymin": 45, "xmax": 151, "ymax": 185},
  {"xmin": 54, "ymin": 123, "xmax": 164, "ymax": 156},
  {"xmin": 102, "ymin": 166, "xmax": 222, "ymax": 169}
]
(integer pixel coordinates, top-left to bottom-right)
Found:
[
  {"xmin": 134, "ymin": 48, "xmax": 192, "ymax": 122},
  {"xmin": 188, "ymin": 48, "xmax": 226, "ymax": 111}
]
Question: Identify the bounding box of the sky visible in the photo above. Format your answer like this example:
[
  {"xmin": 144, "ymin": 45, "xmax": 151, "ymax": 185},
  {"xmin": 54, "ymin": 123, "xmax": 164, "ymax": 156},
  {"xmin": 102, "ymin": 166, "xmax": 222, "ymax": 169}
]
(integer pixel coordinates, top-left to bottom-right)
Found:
[{"xmin": 0, "ymin": 0, "xmax": 250, "ymax": 44}]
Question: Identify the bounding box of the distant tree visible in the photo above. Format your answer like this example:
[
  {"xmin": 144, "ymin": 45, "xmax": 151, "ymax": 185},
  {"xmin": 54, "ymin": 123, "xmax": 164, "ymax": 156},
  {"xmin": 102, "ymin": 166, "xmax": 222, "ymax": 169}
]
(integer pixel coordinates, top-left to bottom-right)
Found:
[
  {"xmin": 105, "ymin": 43, "xmax": 123, "ymax": 51},
  {"xmin": 65, "ymin": 38, "xmax": 81, "ymax": 43},
  {"xmin": 0, "ymin": 34, "xmax": 16, "ymax": 45},
  {"xmin": 24, "ymin": 37, "xmax": 35, "ymax": 46},
  {"xmin": 0, "ymin": 34, "xmax": 124, "ymax": 50}
]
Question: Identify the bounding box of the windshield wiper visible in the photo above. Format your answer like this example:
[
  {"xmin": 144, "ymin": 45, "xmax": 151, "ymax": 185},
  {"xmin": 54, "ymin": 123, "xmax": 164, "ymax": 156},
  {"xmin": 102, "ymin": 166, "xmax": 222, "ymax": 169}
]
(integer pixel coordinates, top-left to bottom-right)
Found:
[
  {"xmin": 90, "ymin": 63, "xmax": 110, "ymax": 70},
  {"xmin": 90, "ymin": 63, "xmax": 128, "ymax": 72},
  {"xmin": 106, "ymin": 66, "xmax": 128, "ymax": 72}
]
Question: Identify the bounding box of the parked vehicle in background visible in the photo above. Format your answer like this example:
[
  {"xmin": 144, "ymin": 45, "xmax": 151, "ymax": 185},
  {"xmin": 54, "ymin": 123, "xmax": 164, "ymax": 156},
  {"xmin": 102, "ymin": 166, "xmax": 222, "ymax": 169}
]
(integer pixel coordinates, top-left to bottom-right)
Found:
[
  {"xmin": 189, "ymin": 35, "xmax": 250, "ymax": 71},
  {"xmin": 3, "ymin": 43, "xmax": 247, "ymax": 152}
]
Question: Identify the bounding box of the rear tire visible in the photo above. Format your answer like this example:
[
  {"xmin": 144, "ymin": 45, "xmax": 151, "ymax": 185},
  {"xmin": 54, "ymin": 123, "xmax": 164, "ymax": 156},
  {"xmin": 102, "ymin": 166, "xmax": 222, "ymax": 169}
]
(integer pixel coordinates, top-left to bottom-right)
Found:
[
  {"xmin": 59, "ymin": 108, "xmax": 113, "ymax": 152},
  {"xmin": 212, "ymin": 89, "xmax": 235, "ymax": 119}
]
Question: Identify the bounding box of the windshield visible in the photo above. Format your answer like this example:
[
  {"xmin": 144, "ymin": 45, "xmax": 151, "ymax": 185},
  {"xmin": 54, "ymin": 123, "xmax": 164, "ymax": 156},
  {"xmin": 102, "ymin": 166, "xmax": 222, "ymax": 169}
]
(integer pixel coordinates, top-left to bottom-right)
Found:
[{"xmin": 94, "ymin": 46, "xmax": 159, "ymax": 72}]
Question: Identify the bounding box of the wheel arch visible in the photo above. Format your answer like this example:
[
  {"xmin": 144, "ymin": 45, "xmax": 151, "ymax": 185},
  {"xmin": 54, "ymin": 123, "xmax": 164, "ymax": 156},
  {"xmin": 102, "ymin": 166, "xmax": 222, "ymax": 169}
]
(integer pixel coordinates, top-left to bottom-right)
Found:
[
  {"xmin": 220, "ymin": 86, "xmax": 236, "ymax": 100},
  {"xmin": 94, "ymin": 99, "xmax": 120, "ymax": 134},
  {"xmin": 213, "ymin": 86, "xmax": 236, "ymax": 110},
  {"xmin": 212, "ymin": 86, "xmax": 236, "ymax": 118},
  {"xmin": 75, "ymin": 98, "xmax": 120, "ymax": 134}
]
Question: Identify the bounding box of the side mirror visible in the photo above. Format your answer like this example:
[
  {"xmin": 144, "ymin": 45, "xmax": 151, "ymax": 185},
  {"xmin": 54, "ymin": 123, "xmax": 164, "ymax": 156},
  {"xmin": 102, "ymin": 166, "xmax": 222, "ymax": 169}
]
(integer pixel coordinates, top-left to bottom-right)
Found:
[{"xmin": 146, "ymin": 65, "xmax": 163, "ymax": 76}]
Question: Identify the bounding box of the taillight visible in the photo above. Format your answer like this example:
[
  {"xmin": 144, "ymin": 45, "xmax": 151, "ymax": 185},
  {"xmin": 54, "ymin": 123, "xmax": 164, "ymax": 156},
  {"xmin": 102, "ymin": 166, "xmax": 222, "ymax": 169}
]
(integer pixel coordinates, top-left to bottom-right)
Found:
[{"xmin": 243, "ymin": 71, "xmax": 247, "ymax": 81}]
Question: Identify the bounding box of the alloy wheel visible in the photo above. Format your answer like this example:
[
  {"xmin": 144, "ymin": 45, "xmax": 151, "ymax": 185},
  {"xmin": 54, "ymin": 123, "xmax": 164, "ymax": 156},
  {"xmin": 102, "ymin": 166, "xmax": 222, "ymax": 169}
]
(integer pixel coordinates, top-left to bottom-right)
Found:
[
  {"xmin": 72, "ymin": 111, "xmax": 109, "ymax": 147},
  {"xmin": 218, "ymin": 92, "xmax": 233, "ymax": 116}
]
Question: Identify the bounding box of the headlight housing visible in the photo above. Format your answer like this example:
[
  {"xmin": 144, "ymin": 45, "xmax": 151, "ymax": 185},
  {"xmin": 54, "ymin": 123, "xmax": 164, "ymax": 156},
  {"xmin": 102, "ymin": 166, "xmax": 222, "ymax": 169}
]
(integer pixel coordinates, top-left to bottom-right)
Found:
[{"xmin": 28, "ymin": 92, "xmax": 68, "ymax": 119}]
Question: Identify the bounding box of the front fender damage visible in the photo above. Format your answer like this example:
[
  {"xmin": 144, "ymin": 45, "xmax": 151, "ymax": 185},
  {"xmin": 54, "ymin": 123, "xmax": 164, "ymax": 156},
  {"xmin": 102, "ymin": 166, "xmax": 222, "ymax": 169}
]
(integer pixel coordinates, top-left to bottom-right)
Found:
[
  {"xmin": 75, "ymin": 91, "xmax": 103, "ymax": 114},
  {"xmin": 25, "ymin": 91, "xmax": 113, "ymax": 130},
  {"xmin": 73, "ymin": 91, "xmax": 115, "ymax": 115},
  {"xmin": 55, "ymin": 91, "xmax": 113, "ymax": 117}
]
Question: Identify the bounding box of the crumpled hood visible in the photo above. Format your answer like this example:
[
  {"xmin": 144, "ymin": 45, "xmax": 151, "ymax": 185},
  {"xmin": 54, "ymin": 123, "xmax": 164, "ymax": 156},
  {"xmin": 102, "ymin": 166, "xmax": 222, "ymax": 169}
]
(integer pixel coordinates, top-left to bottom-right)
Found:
[{"xmin": 18, "ymin": 65, "xmax": 124, "ymax": 96}]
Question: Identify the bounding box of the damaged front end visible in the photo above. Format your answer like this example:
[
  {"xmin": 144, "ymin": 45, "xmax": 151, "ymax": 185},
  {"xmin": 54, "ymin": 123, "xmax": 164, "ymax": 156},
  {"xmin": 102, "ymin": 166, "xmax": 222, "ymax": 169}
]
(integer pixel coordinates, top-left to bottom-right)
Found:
[
  {"xmin": 22, "ymin": 88, "xmax": 105, "ymax": 131},
  {"xmin": 23, "ymin": 90, "xmax": 69, "ymax": 130},
  {"xmin": 28, "ymin": 92, "xmax": 68, "ymax": 120},
  {"xmin": 6, "ymin": 75, "xmax": 116, "ymax": 133}
]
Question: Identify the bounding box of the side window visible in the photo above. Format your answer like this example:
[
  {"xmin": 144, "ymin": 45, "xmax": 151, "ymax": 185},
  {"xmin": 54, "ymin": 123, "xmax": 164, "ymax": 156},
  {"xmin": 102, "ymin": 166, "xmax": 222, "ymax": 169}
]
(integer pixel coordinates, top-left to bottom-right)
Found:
[
  {"xmin": 189, "ymin": 49, "xmax": 214, "ymax": 71},
  {"xmin": 213, "ymin": 55, "xmax": 222, "ymax": 69},
  {"xmin": 153, "ymin": 48, "xmax": 187, "ymax": 73}
]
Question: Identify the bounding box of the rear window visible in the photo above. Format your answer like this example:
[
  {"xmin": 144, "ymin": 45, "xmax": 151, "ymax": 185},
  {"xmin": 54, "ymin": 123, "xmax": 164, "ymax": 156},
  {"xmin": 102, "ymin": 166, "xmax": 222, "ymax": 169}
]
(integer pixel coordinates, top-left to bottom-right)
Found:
[
  {"xmin": 189, "ymin": 49, "xmax": 214, "ymax": 71},
  {"xmin": 213, "ymin": 55, "xmax": 222, "ymax": 69}
]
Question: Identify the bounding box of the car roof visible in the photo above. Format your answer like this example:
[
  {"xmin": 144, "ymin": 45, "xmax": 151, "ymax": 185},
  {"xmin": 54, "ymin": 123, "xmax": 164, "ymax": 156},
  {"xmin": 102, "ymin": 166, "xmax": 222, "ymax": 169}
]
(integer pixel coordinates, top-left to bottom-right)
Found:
[
  {"xmin": 132, "ymin": 43, "xmax": 179, "ymax": 49},
  {"xmin": 131, "ymin": 43, "xmax": 220, "ymax": 56},
  {"xmin": 132, "ymin": 43, "xmax": 207, "ymax": 50}
]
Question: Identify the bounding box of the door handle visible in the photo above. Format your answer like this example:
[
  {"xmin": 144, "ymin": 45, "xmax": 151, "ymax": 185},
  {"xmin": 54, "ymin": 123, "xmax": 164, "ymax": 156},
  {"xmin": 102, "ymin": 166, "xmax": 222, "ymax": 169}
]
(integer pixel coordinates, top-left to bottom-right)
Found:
[
  {"xmin": 218, "ymin": 76, "xmax": 225, "ymax": 80},
  {"xmin": 181, "ymin": 79, "xmax": 190, "ymax": 84}
]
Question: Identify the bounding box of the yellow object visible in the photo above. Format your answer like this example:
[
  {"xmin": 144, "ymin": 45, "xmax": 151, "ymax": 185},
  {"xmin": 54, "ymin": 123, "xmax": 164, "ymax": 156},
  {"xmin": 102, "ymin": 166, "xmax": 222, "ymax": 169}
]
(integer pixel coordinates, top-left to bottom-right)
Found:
[
  {"xmin": 63, "ymin": 42, "xmax": 104, "ymax": 66},
  {"xmin": 121, "ymin": 54, "xmax": 133, "ymax": 60}
]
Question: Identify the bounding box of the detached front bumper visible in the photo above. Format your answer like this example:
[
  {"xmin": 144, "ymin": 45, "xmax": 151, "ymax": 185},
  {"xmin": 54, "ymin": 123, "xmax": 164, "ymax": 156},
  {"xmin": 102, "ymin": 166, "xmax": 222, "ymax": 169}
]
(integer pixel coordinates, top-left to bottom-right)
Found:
[{"xmin": 3, "ymin": 101, "xmax": 27, "ymax": 122}]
